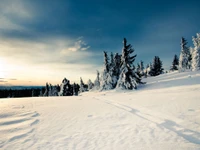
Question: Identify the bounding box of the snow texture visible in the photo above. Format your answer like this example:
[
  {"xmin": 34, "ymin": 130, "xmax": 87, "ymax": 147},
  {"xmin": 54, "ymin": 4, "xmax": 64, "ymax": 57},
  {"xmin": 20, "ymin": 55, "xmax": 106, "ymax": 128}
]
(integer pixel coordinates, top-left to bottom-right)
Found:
[{"xmin": 0, "ymin": 71, "xmax": 200, "ymax": 150}]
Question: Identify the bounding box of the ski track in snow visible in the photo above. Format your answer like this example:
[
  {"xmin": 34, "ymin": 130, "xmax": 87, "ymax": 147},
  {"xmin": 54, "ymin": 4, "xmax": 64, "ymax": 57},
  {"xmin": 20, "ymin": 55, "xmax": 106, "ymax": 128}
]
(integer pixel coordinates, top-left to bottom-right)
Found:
[{"xmin": 94, "ymin": 97, "xmax": 200, "ymax": 146}]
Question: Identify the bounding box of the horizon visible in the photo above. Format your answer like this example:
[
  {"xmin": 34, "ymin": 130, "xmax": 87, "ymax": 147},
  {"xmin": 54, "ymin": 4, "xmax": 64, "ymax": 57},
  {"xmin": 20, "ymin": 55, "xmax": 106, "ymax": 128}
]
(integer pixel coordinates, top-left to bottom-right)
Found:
[{"xmin": 0, "ymin": 0, "xmax": 200, "ymax": 86}]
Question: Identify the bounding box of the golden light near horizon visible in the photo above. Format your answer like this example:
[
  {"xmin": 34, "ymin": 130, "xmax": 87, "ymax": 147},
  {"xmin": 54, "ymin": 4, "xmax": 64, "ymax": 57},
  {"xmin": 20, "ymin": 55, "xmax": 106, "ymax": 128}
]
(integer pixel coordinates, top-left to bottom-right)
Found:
[{"xmin": 0, "ymin": 58, "xmax": 7, "ymax": 78}]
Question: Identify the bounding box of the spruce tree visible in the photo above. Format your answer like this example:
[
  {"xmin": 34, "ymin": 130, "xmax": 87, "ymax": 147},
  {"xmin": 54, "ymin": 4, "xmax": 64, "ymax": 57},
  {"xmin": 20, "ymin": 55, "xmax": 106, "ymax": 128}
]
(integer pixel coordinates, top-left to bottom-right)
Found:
[
  {"xmin": 192, "ymin": 33, "xmax": 200, "ymax": 71},
  {"xmin": 179, "ymin": 37, "xmax": 189, "ymax": 71},
  {"xmin": 43, "ymin": 83, "xmax": 49, "ymax": 97},
  {"xmin": 101, "ymin": 51, "xmax": 114, "ymax": 90},
  {"xmin": 79, "ymin": 77, "xmax": 88, "ymax": 92},
  {"xmin": 170, "ymin": 54, "xmax": 179, "ymax": 71},
  {"xmin": 116, "ymin": 38, "xmax": 142, "ymax": 89},
  {"xmin": 114, "ymin": 53, "xmax": 121, "ymax": 78},
  {"xmin": 140, "ymin": 60, "xmax": 144, "ymax": 76},
  {"xmin": 87, "ymin": 79, "xmax": 94, "ymax": 90},
  {"xmin": 150, "ymin": 56, "xmax": 164, "ymax": 76},
  {"xmin": 93, "ymin": 70, "xmax": 100, "ymax": 90},
  {"xmin": 59, "ymin": 78, "xmax": 72, "ymax": 96}
]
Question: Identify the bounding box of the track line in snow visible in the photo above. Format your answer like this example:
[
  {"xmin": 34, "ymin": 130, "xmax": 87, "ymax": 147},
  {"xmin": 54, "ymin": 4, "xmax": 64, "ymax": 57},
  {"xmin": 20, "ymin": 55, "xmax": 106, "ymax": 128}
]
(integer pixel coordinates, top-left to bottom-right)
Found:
[{"xmin": 94, "ymin": 97, "xmax": 200, "ymax": 145}]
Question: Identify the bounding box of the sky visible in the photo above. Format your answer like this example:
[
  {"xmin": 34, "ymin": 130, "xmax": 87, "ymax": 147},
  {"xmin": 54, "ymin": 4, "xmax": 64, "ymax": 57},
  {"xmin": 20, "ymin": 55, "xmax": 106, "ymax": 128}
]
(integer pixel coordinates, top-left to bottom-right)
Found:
[{"xmin": 0, "ymin": 0, "xmax": 200, "ymax": 86}]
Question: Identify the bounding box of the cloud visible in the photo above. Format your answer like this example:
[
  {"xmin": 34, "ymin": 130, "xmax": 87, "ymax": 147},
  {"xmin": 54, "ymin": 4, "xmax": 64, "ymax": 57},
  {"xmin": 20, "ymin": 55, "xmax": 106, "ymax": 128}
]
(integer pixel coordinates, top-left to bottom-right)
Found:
[
  {"xmin": 61, "ymin": 37, "xmax": 90, "ymax": 53},
  {"xmin": 9, "ymin": 79, "xmax": 17, "ymax": 81},
  {"xmin": 0, "ymin": 0, "xmax": 34, "ymax": 31}
]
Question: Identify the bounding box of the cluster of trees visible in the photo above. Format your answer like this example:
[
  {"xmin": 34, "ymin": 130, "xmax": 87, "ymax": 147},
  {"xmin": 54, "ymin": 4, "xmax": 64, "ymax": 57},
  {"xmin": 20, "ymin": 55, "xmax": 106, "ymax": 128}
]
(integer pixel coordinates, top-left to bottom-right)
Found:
[
  {"xmin": 170, "ymin": 33, "xmax": 200, "ymax": 72},
  {"xmin": 43, "ymin": 78, "xmax": 80, "ymax": 97},
  {"xmin": 41, "ymin": 38, "xmax": 166, "ymax": 97},
  {"xmin": 0, "ymin": 88, "xmax": 43, "ymax": 98},
  {"xmin": 3, "ymin": 33, "xmax": 199, "ymax": 98},
  {"xmin": 81, "ymin": 38, "xmax": 164, "ymax": 92}
]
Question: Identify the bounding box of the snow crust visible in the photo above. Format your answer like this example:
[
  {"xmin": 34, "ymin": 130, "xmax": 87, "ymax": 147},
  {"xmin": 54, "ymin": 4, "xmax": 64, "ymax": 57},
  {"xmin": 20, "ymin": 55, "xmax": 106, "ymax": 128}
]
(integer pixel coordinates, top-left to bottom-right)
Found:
[{"xmin": 0, "ymin": 71, "xmax": 200, "ymax": 150}]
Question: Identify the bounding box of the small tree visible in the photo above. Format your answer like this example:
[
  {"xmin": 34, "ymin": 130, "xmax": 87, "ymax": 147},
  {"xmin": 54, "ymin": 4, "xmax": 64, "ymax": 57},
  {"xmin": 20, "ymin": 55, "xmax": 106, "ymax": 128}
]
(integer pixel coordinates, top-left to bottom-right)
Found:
[
  {"xmin": 170, "ymin": 54, "xmax": 179, "ymax": 71},
  {"xmin": 79, "ymin": 77, "xmax": 87, "ymax": 93},
  {"xmin": 116, "ymin": 38, "xmax": 142, "ymax": 89},
  {"xmin": 150, "ymin": 56, "xmax": 164, "ymax": 76},
  {"xmin": 43, "ymin": 83, "xmax": 49, "ymax": 97},
  {"xmin": 179, "ymin": 37, "xmax": 189, "ymax": 71},
  {"xmin": 59, "ymin": 78, "xmax": 72, "ymax": 96},
  {"xmin": 93, "ymin": 70, "xmax": 100, "ymax": 90},
  {"xmin": 87, "ymin": 79, "xmax": 94, "ymax": 90},
  {"xmin": 100, "ymin": 51, "xmax": 114, "ymax": 90}
]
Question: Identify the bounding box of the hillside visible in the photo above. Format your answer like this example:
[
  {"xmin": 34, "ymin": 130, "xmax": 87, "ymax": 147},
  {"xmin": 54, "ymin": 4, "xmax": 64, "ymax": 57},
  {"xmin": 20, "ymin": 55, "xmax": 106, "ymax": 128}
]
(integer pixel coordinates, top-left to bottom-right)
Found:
[{"xmin": 0, "ymin": 71, "xmax": 200, "ymax": 150}]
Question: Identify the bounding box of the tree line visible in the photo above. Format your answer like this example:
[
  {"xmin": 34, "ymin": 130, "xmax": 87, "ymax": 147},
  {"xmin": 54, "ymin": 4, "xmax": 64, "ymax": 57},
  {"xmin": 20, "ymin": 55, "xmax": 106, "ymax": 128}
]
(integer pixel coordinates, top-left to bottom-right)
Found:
[{"xmin": 1, "ymin": 32, "xmax": 199, "ymax": 98}]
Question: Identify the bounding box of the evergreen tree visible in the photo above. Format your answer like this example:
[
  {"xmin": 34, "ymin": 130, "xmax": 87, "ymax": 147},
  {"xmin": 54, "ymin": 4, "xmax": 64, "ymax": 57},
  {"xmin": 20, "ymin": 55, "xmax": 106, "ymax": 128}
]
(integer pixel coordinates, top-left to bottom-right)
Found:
[
  {"xmin": 59, "ymin": 78, "xmax": 72, "ymax": 96},
  {"xmin": 114, "ymin": 53, "xmax": 121, "ymax": 79},
  {"xmin": 150, "ymin": 56, "xmax": 164, "ymax": 76},
  {"xmin": 140, "ymin": 60, "xmax": 144, "ymax": 76},
  {"xmin": 51, "ymin": 85, "xmax": 60, "ymax": 96},
  {"xmin": 179, "ymin": 37, "xmax": 189, "ymax": 71},
  {"xmin": 170, "ymin": 54, "xmax": 179, "ymax": 71},
  {"xmin": 79, "ymin": 77, "xmax": 88, "ymax": 92},
  {"xmin": 43, "ymin": 83, "xmax": 49, "ymax": 96},
  {"xmin": 100, "ymin": 51, "xmax": 114, "ymax": 90},
  {"xmin": 116, "ymin": 38, "xmax": 142, "ymax": 89},
  {"xmin": 192, "ymin": 33, "xmax": 200, "ymax": 71},
  {"xmin": 87, "ymin": 79, "xmax": 94, "ymax": 90},
  {"xmin": 93, "ymin": 70, "xmax": 100, "ymax": 90},
  {"xmin": 73, "ymin": 83, "xmax": 79, "ymax": 96}
]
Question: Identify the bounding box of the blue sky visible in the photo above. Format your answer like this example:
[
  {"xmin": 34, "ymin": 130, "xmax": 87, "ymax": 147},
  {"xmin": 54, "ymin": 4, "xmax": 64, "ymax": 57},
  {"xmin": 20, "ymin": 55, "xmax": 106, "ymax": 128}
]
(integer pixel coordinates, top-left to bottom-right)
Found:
[{"xmin": 0, "ymin": 0, "xmax": 200, "ymax": 86}]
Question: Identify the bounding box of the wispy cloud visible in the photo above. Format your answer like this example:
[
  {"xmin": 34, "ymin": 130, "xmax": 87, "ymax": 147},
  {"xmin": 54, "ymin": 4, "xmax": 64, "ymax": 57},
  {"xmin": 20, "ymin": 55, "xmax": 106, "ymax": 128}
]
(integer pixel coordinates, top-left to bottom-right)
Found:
[
  {"xmin": 0, "ymin": 0, "xmax": 34, "ymax": 31},
  {"xmin": 61, "ymin": 37, "xmax": 90, "ymax": 53}
]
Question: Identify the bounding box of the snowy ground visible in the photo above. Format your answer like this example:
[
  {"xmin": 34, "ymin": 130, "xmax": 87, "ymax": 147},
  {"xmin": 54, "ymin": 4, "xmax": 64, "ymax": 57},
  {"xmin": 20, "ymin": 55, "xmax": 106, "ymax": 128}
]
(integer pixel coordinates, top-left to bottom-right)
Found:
[{"xmin": 0, "ymin": 71, "xmax": 200, "ymax": 150}]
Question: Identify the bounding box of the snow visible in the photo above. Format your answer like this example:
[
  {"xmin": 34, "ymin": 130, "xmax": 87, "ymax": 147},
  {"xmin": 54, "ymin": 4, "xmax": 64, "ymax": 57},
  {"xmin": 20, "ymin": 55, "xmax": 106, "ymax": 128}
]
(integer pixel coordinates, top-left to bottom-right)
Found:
[{"xmin": 1, "ymin": 71, "xmax": 200, "ymax": 150}]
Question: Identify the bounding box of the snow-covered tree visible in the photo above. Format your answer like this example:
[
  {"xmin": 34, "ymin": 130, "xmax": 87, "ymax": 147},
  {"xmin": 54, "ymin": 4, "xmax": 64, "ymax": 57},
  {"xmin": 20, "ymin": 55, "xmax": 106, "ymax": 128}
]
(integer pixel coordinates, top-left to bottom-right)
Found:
[
  {"xmin": 179, "ymin": 37, "xmax": 190, "ymax": 71},
  {"xmin": 59, "ymin": 78, "xmax": 72, "ymax": 96},
  {"xmin": 87, "ymin": 79, "xmax": 94, "ymax": 90},
  {"xmin": 114, "ymin": 53, "xmax": 121, "ymax": 79},
  {"xmin": 73, "ymin": 83, "xmax": 79, "ymax": 96},
  {"xmin": 50, "ymin": 85, "xmax": 60, "ymax": 96},
  {"xmin": 140, "ymin": 60, "xmax": 144, "ymax": 76},
  {"xmin": 79, "ymin": 77, "xmax": 87, "ymax": 93},
  {"xmin": 43, "ymin": 83, "xmax": 49, "ymax": 97},
  {"xmin": 93, "ymin": 70, "xmax": 100, "ymax": 90},
  {"xmin": 192, "ymin": 33, "xmax": 200, "ymax": 71},
  {"xmin": 150, "ymin": 56, "xmax": 164, "ymax": 76},
  {"xmin": 116, "ymin": 38, "xmax": 142, "ymax": 89},
  {"xmin": 170, "ymin": 54, "xmax": 179, "ymax": 71},
  {"xmin": 100, "ymin": 51, "xmax": 114, "ymax": 90}
]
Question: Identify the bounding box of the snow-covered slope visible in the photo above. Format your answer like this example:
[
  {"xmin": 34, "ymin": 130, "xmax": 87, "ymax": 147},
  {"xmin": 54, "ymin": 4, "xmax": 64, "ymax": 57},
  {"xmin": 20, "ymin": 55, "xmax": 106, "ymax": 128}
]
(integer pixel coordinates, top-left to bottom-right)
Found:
[{"xmin": 0, "ymin": 71, "xmax": 200, "ymax": 150}]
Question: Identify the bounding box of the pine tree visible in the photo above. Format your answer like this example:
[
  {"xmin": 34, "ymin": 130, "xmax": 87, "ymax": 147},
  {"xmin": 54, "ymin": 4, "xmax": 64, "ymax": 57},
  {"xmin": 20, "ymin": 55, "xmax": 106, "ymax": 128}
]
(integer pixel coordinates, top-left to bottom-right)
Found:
[
  {"xmin": 51, "ymin": 85, "xmax": 60, "ymax": 96},
  {"xmin": 73, "ymin": 83, "xmax": 79, "ymax": 96},
  {"xmin": 170, "ymin": 54, "xmax": 179, "ymax": 71},
  {"xmin": 140, "ymin": 60, "xmax": 144, "ymax": 76},
  {"xmin": 43, "ymin": 83, "xmax": 49, "ymax": 96},
  {"xmin": 79, "ymin": 77, "xmax": 88, "ymax": 92},
  {"xmin": 100, "ymin": 51, "xmax": 114, "ymax": 90},
  {"xmin": 150, "ymin": 56, "xmax": 164, "ymax": 76},
  {"xmin": 116, "ymin": 38, "xmax": 142, "ymax": 89},
  {"xmin": 179, "ymin": 37, "xmax": 189, "ymax": 71},
  {"xmin": 192, "ymin": 33, "xmax": 200, "ymax": 71},
  {"xmin": 87, "ymin": 79, "xmax": 94, "ymax": 90},
  {"xmin": 59, "ymin": 78, "xmax": 72, "ymax": 96},
  {"xmin": 114, "ymin": 53, "xmax": 121, "ymax": 79},
  {"xmin": 93, "ymin": 70, "xmax": 100, "ymax": 90}
]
